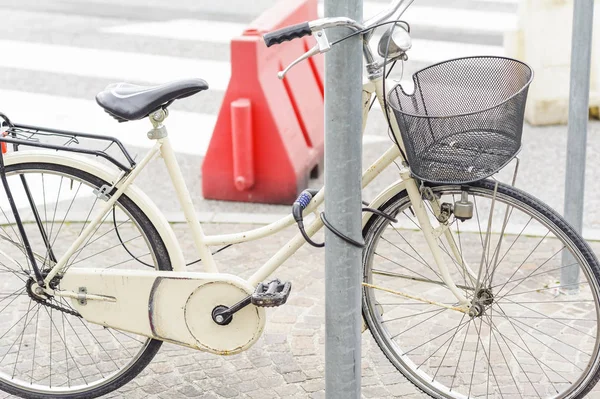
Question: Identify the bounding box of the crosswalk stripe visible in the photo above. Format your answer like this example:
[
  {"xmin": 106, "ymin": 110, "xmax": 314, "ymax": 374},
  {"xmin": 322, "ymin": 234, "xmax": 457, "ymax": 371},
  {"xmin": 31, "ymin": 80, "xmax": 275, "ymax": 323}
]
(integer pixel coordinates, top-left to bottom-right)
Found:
[
  {"xmin": 101, "ymin": 4, "xmax": 516, "ymax": 43},
  {"xmin": 0, "ymin": 89, "xmax": 216, "ymax": 156},
  {"xmin": 102, "ymin": 19, "xmax": 245, "ymax": 44},
  {"xmin": 318, "ymin": 3, "xmax": 517, "ymax": 33},
  {"xmin": 0, "ymin": 39, "xmax": 231, "ymax": 91},
  {"xmin": 0, "ymin": 37, "xmax": 501, "ymax": 95},
  {"xmin": 0, "ymin": 89, "xmax": 391, "ymax": 158}
]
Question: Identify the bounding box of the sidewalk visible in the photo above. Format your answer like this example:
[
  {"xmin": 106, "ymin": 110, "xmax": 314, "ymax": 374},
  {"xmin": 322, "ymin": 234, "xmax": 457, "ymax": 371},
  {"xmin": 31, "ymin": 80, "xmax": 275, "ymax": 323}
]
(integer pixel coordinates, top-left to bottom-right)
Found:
[
  {"xmin": 99, "ymin": 222, "xmax": 428, "ymax": 399},
  {"xmin": 90, "ymin": 221, "xmax": 598, "ymax": 399},
  {"xmin": 130, "ymin": 117, "xmax": 600, "ymax": 240}
]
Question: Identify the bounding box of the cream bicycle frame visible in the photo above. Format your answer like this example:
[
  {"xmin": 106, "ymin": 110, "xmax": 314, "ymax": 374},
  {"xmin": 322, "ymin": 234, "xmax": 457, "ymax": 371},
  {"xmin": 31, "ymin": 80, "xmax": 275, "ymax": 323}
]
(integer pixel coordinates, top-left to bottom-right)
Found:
[{"xmin": 40, "ymin": 75, "xmax": 470, "ymax": 308}]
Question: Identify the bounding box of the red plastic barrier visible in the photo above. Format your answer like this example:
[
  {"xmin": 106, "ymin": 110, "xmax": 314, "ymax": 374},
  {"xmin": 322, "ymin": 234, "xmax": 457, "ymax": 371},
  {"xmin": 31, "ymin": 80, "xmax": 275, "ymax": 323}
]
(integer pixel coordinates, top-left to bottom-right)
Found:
[{"xmin": 202, "ymin": 0, "xmax": 324, "ymax": 204}]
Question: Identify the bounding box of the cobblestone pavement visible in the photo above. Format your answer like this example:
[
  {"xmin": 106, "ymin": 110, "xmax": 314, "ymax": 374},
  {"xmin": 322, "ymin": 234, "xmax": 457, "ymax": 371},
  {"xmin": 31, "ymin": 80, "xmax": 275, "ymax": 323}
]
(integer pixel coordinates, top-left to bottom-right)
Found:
[
  {"xmin": 1, "ymin": 219, "xmax": 600, "ymax": 399},
  {"xmin": 13, "ymin": 221, "xmax": 596, "ymax": 399},
  {"xmin": 110, "ymin": 222, "xmax": 432, "ymax": 399}
]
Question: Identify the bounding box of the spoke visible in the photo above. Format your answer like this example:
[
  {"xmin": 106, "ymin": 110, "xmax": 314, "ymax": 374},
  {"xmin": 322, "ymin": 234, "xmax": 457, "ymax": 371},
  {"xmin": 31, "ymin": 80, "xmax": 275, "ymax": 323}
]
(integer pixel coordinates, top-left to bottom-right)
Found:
[
  {"xmin": 0, "ymin": 261, "xmax": 28, "ymax": 282},
  {"xmin": 64, "ymin": 211, "xmax": 117, "ymax": 270},
  {"xmin": 68, "ymin": 234, "xmax": 142, "ymax": 268},
  {"xmin": 490, "ymin": 261, "xmax": 580, "ymax": 291},
  {"xmin": 491, "ymin": 216, "xmax": 534, "ymax": 278},
  {"xmin": 484, "ymin": 311, "xmax": 523, "ymax": 398},
  {"xmin": 61, "ymin": 314, "xmax": 97, "ymax": 383},
  {"xmin": 105, "ymin": 252, "xmax": 151, "ymax": 270},
  {"xmin": 391, "ymin": 308, "xmax": 449, "ymax": 340},
  {"xmin": 0, "ymin": 303, "xmax": 40, "ymax": 366},
  {"xmin": 438, "ymin": 236, "xmax": 470, "ymax": 292},
  {"xmin": 486, "ymin": 204, "xmax": 516, "ymax": 287},
  {"xmin": 11, "ymin": 299, "xmax": 34, "ymax": 379},
  {"xmin": 0, "ymin": 288, "xmax": 28, "ymax": 331},
  {"xmin": 47, "ymin": 176, "xmax": 64, "ymax": 244},
  {"xmin": 374, "ymin": 252, "xmax": 451, "ymax": 293},
  {"xmin": 0, "ymin": 234, "xmax": 28, "ymax": 274},
  {"xmin": 0, "ymin": 207, "xmax": 28, "ymax": 270},
  {"xmin": 402, "ymin": 316, "xmax": 471, "ymax": 357},
  {"xmin": 431, "ymin": 313, "xmax": 467, "ymax": 382},
  {"xmin": 493, "ymin": 304, "xmax": 592, "ymax": 359},
  {"xmin": 471, "ymin": 316, "xmax": 504, "ymax": 399},
  {"xmin": 450, "ymin": 318, "xmax": 472, "ymax": 391},
  {"xmin": 111, "ymin": 328, "xmax": 145, "ymax": 345},
  {"xmin": 496, "ymin": 281, "xmax": 590, "ymax": 301},
  {"xmin": 0, "ymin": 288, "xmax": 28, "ymax": 303},
  {"xmin": 495, "ymin": 245, "xmax": 567, "ymax": 299},
  {"xmin": 62, "ymin": 311, "xmax": 69, "ymax": 387},
  {"xmin": 383, "ymin": 308, "xmax": 442, "ymax": 324},
  {"xmin": 416, "ymin": 314, "xmax": 467, "ymax": 371},
  {"xmin": 481, "ymin": 315, "xmax": 546, "ymax": 397},
  {"xmin": 493, "ymin": 304, "xmax": 567, "ymax": 394},
  {"xmin": 486, "ymin": 305, "xmax": 496, "ymax": 398},
  {"xmin": 31, "ymin": 304, "xmax": 40, "ymax": 385},
  {"xmin": 76, "ymin": 317, "xmax": 121, "ymax": 371},
  {"xmin": 78, "ymin": 196, "xmax": 99, "ymax": 236},
  {"xmin": 42, "ymin": 173, "xmax": 48, "ymax": 234},
  {"xmin": 65, "ymin": 215, "xmax": 133, "ymax": 270},
  {"xmin": 467, "ymin": 317, "xmax": 483, "ymax": 398},
  {"xmin": 372, "ymin": 269, "xmax": 472, "ymax": 291},
  {"xmin": 106, "ymin": 329, "xmax": 134, "ymax": 357},
  {"xmin": 381, "ymin": 234, "xmax": 442, "ymax": 280},
  {"xmin": 42, "ymin": 306, "xmax": 93, "ymax": 387},
  {"xmin": 0, "ymin": 207, "xmax": 24, "ymax": 249},
  {"xmin": 472, "ymin": 195, "xmax": 491, "ymax": 273},
  {"xmin": 388, "ymin": 225, "xmax": 442, "ymax": 280},
  {"xmin": 500, "ymin": 296, "xmax": 597, "ymax": 339},
  {"xmin": 494, "ymin": 231, "xmax": 551, "ymax": 298},
  {"xmin": 50, "ymin": 181, "xmax": 82, "ymax": 248}
]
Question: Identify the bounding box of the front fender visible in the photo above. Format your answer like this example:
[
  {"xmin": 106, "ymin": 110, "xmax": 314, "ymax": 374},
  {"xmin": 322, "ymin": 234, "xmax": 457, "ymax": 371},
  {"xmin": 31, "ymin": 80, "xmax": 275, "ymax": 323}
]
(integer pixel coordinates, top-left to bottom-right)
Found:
[{"xmin": 362, "ymin": 179, "xmax": 407, "ymax": 230}]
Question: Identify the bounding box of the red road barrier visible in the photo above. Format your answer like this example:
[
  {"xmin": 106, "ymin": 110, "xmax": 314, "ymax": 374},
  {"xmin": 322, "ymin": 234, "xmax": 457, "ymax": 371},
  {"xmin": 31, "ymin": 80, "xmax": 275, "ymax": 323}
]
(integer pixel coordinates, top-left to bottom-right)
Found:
[{"xmin": 201, "ymin": 0, "xmax": 324, "ymax": 204}]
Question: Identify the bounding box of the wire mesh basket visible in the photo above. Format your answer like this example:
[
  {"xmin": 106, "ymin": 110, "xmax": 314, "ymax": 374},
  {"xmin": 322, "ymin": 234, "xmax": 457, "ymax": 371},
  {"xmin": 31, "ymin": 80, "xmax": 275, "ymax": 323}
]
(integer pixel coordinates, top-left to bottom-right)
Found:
[{"xmin": 387, "ymin": 56, "xmax": 533, "ymax": 184}]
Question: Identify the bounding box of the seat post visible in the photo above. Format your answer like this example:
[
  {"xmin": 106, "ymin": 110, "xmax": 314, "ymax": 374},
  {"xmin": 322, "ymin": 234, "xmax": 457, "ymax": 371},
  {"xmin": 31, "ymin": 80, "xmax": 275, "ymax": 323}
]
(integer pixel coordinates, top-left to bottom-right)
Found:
[{"xmin": 147, "ymin": 108, "xmax": 169, "ymax": 140}]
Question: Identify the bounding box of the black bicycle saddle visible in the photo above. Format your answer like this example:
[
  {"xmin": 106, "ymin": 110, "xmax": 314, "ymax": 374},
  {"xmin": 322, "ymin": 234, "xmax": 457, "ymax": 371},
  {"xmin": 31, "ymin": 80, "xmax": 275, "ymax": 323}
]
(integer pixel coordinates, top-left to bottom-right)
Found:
[{"xmin": 96, "ymin": 78, "xmax": 209, "ymax": 122}]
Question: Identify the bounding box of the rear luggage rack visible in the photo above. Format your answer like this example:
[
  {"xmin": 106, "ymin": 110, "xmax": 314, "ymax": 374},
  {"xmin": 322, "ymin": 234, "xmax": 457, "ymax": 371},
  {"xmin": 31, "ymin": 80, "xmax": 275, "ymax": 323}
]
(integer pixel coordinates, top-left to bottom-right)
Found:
[{"xmin": 0, "ymin": 112, "xmax": 136, "ymax": 172}]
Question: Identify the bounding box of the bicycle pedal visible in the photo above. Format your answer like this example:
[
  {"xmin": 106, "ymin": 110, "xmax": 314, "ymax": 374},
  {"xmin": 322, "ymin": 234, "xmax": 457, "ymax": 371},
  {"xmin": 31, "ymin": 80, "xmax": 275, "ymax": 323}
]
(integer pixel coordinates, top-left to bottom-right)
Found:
[{"xmin": 251, "ymin": 279, "xmax": 292, "ymax": 307}]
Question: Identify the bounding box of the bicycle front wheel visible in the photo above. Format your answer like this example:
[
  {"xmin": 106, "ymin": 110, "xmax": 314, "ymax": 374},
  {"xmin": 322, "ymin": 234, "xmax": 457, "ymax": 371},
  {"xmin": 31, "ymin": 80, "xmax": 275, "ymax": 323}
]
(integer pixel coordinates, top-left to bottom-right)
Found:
[
  {"xmin": 362, "ymin": 179, "xmax": 600, "ymax": 398},
  {"xmin": 0, "ymin": 161, "xmax": 172, "ymax": 399}
]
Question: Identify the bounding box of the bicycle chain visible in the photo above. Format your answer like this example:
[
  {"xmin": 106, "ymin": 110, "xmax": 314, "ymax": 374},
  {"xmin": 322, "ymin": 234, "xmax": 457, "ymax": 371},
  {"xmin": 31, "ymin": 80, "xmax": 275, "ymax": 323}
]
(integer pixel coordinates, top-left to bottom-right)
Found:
[
  {"xmin": 31, "ymin": 295, "xmax": 82, "ymax": 317},
  {"xmin": 26, "ymin": 282, "xmax": 82, "ymax": 317}
]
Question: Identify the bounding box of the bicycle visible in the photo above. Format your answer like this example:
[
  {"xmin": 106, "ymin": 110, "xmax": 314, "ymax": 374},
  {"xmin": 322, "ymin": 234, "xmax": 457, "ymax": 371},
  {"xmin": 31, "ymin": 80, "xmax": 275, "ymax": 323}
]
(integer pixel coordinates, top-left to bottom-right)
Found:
[{"xmin": 0, "ymin": 0, "xmax": 597, "ymax": 398}]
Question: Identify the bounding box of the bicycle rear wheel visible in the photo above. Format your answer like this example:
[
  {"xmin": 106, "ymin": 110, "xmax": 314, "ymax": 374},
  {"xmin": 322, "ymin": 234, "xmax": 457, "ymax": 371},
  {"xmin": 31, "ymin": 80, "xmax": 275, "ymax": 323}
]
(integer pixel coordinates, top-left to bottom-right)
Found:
[
  {"xmin": 0, "ymin": 161, "xmax": 171, "ymax": 398},
  {"xmin": 362, "ymin": 179, "xmax": 600, "ymax": 398}
]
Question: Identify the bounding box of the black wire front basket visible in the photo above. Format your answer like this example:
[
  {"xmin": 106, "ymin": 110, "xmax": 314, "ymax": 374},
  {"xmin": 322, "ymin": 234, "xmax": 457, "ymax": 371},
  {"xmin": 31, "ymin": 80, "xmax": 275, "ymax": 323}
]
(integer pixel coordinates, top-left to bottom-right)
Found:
[{"xmin": 388, "ymin": 56, "xmax": 533, "ymax": 184}]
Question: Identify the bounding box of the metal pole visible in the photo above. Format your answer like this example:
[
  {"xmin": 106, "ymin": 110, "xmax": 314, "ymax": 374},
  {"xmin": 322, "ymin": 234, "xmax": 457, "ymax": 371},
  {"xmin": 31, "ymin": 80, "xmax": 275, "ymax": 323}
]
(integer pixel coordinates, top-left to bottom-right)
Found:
[
  {"xmin": 324, "ymin": 0, "xmax": 363, "ymax": 397},
  {"xmin": 562, "ymin": 0, "xmax": 594, "ymax": 292}
]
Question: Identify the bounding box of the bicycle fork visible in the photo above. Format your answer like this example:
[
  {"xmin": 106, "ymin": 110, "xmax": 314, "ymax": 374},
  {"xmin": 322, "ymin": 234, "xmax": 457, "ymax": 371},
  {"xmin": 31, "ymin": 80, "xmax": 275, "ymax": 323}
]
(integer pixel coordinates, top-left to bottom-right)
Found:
[{"xmin": 400, "ymin": 168, "xmax": 471, "ymax": 310}]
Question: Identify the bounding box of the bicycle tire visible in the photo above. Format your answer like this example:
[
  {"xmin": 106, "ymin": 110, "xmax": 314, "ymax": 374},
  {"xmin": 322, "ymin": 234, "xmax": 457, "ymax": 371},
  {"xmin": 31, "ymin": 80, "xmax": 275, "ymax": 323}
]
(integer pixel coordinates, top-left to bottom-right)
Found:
[
  {"xmin": 0, "ymin": 161, "xmax": 172, "ymax": 399},
  {"xmin": 362, "ymin": 179, "xmax": 600, "ymax": 398}
]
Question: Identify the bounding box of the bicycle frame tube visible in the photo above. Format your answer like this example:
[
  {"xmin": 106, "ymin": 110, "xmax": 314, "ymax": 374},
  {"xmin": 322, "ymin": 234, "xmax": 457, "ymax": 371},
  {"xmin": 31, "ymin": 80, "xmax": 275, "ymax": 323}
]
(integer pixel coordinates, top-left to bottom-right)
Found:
[{"xmin": 42, "ymin": 77, "xmax": 470, "ymax": 306}]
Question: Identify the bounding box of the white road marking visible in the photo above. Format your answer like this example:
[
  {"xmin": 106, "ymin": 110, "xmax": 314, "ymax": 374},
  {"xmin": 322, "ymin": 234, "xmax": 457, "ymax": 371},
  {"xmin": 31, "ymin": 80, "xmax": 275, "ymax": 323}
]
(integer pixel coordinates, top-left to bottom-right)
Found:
[
  {"xmin": 0, "ymin": 40, "xmax": 231, "ymax": 91},
  {"xmin": 101, "ymin": 4, "xmax": 516, "ymax": 44},
  {"xmin": 0, "ymin": 89, "xmax": 215, "ymax": 156},
  {"xmin": 320, "ymin": 3, "xmax": 517, "ymax": 33},
  {"xmin": 102, "ymin": 19, "xmax": 246, "ymax": 44},
  {"xmin": 0, "ymin": 90, "xmax": 387, "ymax": 158}
]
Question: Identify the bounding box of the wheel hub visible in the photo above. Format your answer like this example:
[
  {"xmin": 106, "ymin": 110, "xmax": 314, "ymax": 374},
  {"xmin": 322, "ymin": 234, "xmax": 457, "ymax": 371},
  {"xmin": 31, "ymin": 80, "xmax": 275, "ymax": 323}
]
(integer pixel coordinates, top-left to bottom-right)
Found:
[
  {"xmin": 26, "ymin": 278, "xmax": 49, "ymax": 301},
  {"xmin": 469, "ymin": 288, "xmax": 495, "ymax": 318}
]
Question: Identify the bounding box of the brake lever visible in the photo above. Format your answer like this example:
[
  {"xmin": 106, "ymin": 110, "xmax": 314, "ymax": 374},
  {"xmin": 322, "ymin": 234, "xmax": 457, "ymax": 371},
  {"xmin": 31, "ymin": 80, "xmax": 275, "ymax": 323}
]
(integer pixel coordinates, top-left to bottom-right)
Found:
[{"xmin": 278, "ymin": 30, "xmax": 331, "ymax": 80}]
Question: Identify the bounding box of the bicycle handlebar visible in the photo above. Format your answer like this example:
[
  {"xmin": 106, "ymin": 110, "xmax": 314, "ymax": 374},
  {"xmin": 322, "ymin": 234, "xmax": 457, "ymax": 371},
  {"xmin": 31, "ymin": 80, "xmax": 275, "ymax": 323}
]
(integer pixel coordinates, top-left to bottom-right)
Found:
[
  {"xmin": 263, "ymin": 22, "xmax": 312, "ymax": 47},
  {"xmin": 263, "ymin": 0, "xmax": 414, "ymax": 79}
]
